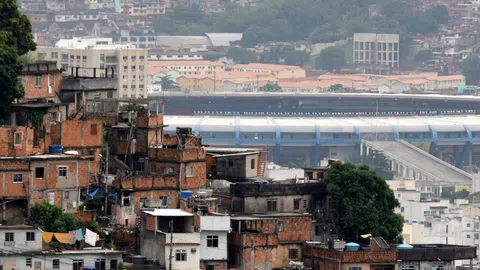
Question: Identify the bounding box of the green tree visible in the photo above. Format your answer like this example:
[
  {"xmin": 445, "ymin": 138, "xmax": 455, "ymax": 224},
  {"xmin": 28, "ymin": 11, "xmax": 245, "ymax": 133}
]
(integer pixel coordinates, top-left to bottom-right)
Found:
[
  {"xmin": 461, "ymin": 55, "xmax": 480, "ymax": 85},
  {"xmin": 326, "ymin": 162, "xmax": 403, "ymax": 243},
  {"xmin": 0, "ymin": 33, "xmax": 24, "ymax": 119},
  {"xmin": 315, "ymin": 47, "xmax": 346, "ymax": 71},
  {"xmin": 284, "ymin": 50, "xmax": 309, "ymax": 66},
  {"xmin": 226, "ymin": 47, "xmax": 257, "ymax": 64},
  {"xmin": 427, "ymin": 5, "xmax": 449, "ymax": 25},
  {"xmin": 155, "ymin": 75, "xmax": 180, "ymax": 91},
  {"xmin": 259, "ymin": 82, "xmax": 282, "ymax": 92},
  {"xmin": 328, "ymin": 84, "xmax": 344, "ymax": 92},
  {"xmin": 171, "ymin": 5, "xmax": 204, "ymax": 22},
  {"xmin": 0, "ymin": 0, "xmax": 36, "ymax": 55},
  {"xmin": 415, "ymin": 49, "xmax": 433, "ymax": 62},
  {"xmin": 31, "ymin": 201, "xmax": 64, "ymax": 232},
  {"xmin": 0, "ymin": 0, "xmax": 36, "ymax": 120}
]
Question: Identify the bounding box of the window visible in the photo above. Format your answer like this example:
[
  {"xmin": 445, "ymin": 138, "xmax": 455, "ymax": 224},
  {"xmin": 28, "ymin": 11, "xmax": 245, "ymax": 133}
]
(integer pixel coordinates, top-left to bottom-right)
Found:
[
  {"xmin": 175, "ymin": 249, "xmax": 187, "ymax": 261},
  {"xmin": 91, "ymin": 124, "xmax": 98, "ymax": 135},
  {"xmin": 14, "ymin": 132, "xmax": 22, "ymax": 145},
  {"xmin": 123, "ymin": 85, "xmax": 128, "ymax": 89},
  {"xmin": 467, "ymin": 234, "xmax": 471, "ymax": 239},
  {"xmin": 13, "ymin": 174, "xmax": 23, "ymax": 183},
  {"xmin": 26, "ymin": 258, "xmax": 32, "ymax": 268},
  {"xmin": 468, "ymin": 223, "xmax": 471, "ymax": 227},
  {"xmin": 131, "ymin": 56, "xmax": 136, "ymax": 60},
  {"xmin": 303, "ymin": 199, "xmax": 308, "ymax": 209},
  {"xmin": 38, "ymin": 191, "xmax": 44, "ymax": 199},
  {"xmin": 35, "ymin": 76, "xmax": 41, "ymax": 87},
  {"xmin": 64, "ymin": 191, "xmax": 69, "ymax": 199},
  {"xmin": 186, "ymin": 166, "xmax": 193, "ymax": 177},
  {"xmin": 76, "ymin": 56, "xmax": 81, "ymax": 60},
  {"xmin": 140, "ymin": 56, "xmax": 145, "ymax": 60},
  {"xmin": 475, "ymin": 233, "xmax": 479, "ymax": 240},
  {"xmin": 206, "ymin": 266, "xmax": 215, "ymax": 270},
  {"xmin": 58, "ymin": 166, "xmax": 67, "ymax": 177},
  {"xmin": 5, "ymin": 232, "xmax": 14, "ymax": 242},
  {"xmin": 53, "ymin": 259, "xmax": 60, "ymax": 269},
  {"xmin": 294, "ymin": 199, "xmax": 301, "ymax": 210},
  {"xmin": 267, "ymin": 200, "xmax": 277, "ymax": 212},
  {"xmin": 35, "ymin": 167, "xmax": 45, "ymax": 178},
  {"xmin": 207, "ymin": 235, "xmax": 218, "ymax": 247},
  {"xmin": 288, "ymin": 248, "xmax": 298, "ymax": 259},
  {"xmin": 100, "ymin": 54, "xmax": 105, "ymax": 61},
  {"xmin": 26, "ymin": 232, "xmax": 35, "ymax": 241},
  {"xmin": 251, "ymin": 158, "xmax": 256, "ymax": 169},
  {"xmin": 82, "ymin": 56, "xmax": 87, "ymax": 60},
  {"xmin": 50, "ymin": 112, "xmax": 60, "ymax": 122},
  {"xmin": 51, "ymin": 52, "xmax": 58, "ymax": 59},
  {"xmin": 131, "ymin": 65, "xmax": 136, "ymax": 70},
  {"xmin": 110, "ymin": 260, "xmax": 118, "ymax": 270},
  {"xmin": 278, "ymin": 220, "xmax": 284, "ymax": 232},
  {"xmin": 107, "ymin": 92, "xmax": 113, "ymax": 98},
  {"xmin": 95, "ymin": 259, "xmax": 106, "ymax": 270},
  {"xmin": 123, "ymin": 56, "xmax": 128, "ymax": 60}
]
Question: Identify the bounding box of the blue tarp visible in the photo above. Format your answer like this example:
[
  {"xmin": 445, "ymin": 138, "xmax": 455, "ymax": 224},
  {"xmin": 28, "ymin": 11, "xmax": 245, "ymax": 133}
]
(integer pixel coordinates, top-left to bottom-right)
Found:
[
  {"xmin": 88, "ymin": 188, "xmax": 116, "ymax": 198},
  {"xmin": 88, "ymin": 188, "xmax": 99, "ymax": 198}
]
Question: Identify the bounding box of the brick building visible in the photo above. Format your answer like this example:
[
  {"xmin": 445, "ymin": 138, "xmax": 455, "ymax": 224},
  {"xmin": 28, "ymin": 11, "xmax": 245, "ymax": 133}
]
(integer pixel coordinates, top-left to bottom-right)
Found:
[
  {"xmin": 0, "ymin": 61, "xmax": 102, "ymax": 221},
  {"xmin": 102, "ymin": 100, "xmax": 208, "ymax": 221},
  {"xmin": 303, "ymin": 239, "xmax": 477, "ymax": 270}
]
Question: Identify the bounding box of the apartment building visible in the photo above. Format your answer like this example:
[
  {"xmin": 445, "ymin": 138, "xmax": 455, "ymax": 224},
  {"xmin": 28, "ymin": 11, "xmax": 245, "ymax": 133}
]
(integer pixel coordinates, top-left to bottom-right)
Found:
[
  {"xmin": 35, "ymin": 38, "xmax": 148, "ymax": 98},
  {"xmin": 148, "ymin": 60, "xmax": 225, "ymax": 76},
  {"xmin": 231, "ymin": 63, "xmax": 306, "ymax": 79},
  {"xmin": 121, "ymin": 0, "xmax": 166, "ymax": 16},
  {"xmin": 353, "ymin": 33, "xmax": 400, "ymax": 68}
]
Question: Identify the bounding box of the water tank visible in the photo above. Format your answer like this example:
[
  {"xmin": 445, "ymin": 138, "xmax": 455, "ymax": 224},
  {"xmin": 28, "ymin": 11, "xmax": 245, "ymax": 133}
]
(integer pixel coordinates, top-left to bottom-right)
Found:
[
  {"xmin": 181, "ymin": 190, "xmax": 193, "ymax": 199},
  {"xmin": 197, "ymin": 191, "xmax": 208, "ymax": 198},
  {"xmin": 49, "ymin": 144, "xmax": 63, "ymax": 154},
  {"xmin": 345, "ymin": 242, "xmax": 360, "ymax": 251},
  {"xmin": 397, "ymin": 244, "xmax": 414, "ymax": 249}
]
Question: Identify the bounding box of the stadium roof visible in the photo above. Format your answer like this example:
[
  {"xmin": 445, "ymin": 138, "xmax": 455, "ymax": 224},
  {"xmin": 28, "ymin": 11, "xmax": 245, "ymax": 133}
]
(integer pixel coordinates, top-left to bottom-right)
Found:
[{"xmin": 164, "ymin": 115, "xmax": 480, "ymax": 134}]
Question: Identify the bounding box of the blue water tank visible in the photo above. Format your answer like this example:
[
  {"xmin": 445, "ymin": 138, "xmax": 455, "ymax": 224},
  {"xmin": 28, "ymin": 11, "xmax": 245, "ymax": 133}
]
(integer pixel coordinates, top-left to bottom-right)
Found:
[
  {"xmin": 181, "ymin": 190, "xmax": 193, "ymax": 199},
  {"xmin": 49, "ymin": 144, "xmax": 63, "ymax": 154},
  {"xmin": 397, "ymin": 244, "xmax": 414, "ymax": 249},
  {"xmin": 345, "ymin": 242, "xmax": 360, "ymax": 251}
]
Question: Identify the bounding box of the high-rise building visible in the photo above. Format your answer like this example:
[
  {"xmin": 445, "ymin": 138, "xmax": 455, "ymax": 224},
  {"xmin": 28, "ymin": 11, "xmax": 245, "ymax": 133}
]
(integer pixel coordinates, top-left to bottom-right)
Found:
[
  {"xmin": 35, "ymin": 38, "xmax": 148, "ymax": 98},
  {"xmin": 353, "ymin": 33, "xmax": 400, "ymax": 68}
]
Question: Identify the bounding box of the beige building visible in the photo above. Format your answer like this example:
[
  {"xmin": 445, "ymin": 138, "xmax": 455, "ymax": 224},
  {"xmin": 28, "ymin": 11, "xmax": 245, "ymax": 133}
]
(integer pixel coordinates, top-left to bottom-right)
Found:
[
  {"xmin": 148, "ymin": 60, "xmax": 225, "ymax": 76},
  {"xmin": 353, "ymin": 33, "xmax": 400, "ymax": 68},
  {"xmin": 34, "ymin": 38, "xmax": 148, "ymax": 98},
  {"xmin": 231, "ymin": 63, "xmax": 306, "ymax": 79}
]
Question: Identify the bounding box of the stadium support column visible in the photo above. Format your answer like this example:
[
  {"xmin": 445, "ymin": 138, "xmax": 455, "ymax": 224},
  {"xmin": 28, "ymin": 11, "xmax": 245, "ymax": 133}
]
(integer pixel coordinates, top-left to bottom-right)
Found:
[{"xmin": 312, "ymin": 125, "xmax": 321, "ymax": 167}]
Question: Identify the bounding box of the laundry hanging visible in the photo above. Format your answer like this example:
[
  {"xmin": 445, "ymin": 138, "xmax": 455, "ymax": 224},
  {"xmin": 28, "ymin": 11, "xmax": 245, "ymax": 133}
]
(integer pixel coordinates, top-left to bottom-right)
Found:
[
  {"xmin": 54, "ymin": 233, "xmax": 72, "ymax": 244},
  {"xmin": 85, "ymin": 228, "xmax": 98, "ymax": 246},
  {"xmin": 42, "ymin": 232, "xmax": 54, "ymax": 243},
  {"xmin": 74, "ymin": 228, "xmax": 83, "ymax": 241}
]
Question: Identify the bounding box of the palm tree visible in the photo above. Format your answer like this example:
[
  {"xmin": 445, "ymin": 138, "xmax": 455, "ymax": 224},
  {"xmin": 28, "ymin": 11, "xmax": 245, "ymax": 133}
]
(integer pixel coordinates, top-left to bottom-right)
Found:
[{"xmin": 154, "ymin": 75, "xmax": 180, "ymax": 91}]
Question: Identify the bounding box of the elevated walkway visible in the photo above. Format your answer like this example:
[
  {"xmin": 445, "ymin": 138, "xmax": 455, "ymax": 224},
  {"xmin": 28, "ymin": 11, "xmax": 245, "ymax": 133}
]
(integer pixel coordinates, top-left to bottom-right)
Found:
[{"xmin": 362, "ymin": 139, "xmax": 472, "ymax": 185}]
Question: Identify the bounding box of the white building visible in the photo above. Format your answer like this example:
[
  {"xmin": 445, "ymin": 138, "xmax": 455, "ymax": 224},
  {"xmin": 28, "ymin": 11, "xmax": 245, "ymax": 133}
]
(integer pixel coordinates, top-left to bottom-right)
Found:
[
  {"xmin": 198, "ymin": 214, "xmax": 230, "ymax": 270},
  {"xmin": 353, "ymin": 33, "xmax": 400, "ymax": 68},
  {"xmin": 35, "ymin": 38, "xmax": 148, "ymax": 98},
  {"xmin": 0, "ymin": 226, "xmax": 122, "ymax": 270},
  {"xmin": 140, "ymin": 209, "xmax": 201, "ymax": 270}
]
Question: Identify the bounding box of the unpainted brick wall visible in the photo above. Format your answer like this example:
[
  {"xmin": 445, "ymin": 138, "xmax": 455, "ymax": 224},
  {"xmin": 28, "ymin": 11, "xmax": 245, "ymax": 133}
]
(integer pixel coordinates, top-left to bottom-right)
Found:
[
  {"xmin": 0, "ymin": 126, "xmax": 34, "ymax": 157},
  {"xmin": 20, "ymin": 72, "xmax": 62, "ymax": 102},
  {"xmin": 55, "ymin": 120, "xmax": 103, "ymax": 148},
  {"xmin": 74, "ymin": 210, "xmax": 97, "ymax": 223},
  {"xmin": 278, "ymin": 216, "xmax": 312, "ymax": 242},
  {"xmin": 146, "ymin": 214, "xmax": 156, "ymax": 231}
]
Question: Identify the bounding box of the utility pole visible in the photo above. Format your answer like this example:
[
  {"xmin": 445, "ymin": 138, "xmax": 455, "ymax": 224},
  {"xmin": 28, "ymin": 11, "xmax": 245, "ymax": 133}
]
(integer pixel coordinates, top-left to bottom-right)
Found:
[
  {"xmin": 104, "ymin": 141, "xmax": 109, "ymax": 216},
  {"xmin": 169, "ymin": 220, "xmax": 173, "ymax": 270}
]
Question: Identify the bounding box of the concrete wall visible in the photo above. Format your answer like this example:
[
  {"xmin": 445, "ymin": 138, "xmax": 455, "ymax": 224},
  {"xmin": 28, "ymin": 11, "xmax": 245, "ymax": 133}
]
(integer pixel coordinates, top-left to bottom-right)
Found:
[
  {"xmin": 216, "ymin": 154, "xmax": 258, "ymax": 179},
  {"xmin": 166, "ymin": 244, "xmax": 201, "ymax": 270},
  {"xmin": 140, "ymin": 230, "xmax": 166, "ymax": 263},
  {"xmin": 200, "ymin": 231, "xmax": 228, "ymax": 261},
  {"xmin": 0, "ymin": 228, "xmax": 42, "ymax": 254},
  {"xmin": 0, "ymin": 253, "xmax": 122, "ymax": 270},
  {"xmin": 244, "ymin": 195, "xmax": 311, "ymax": 214}
]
